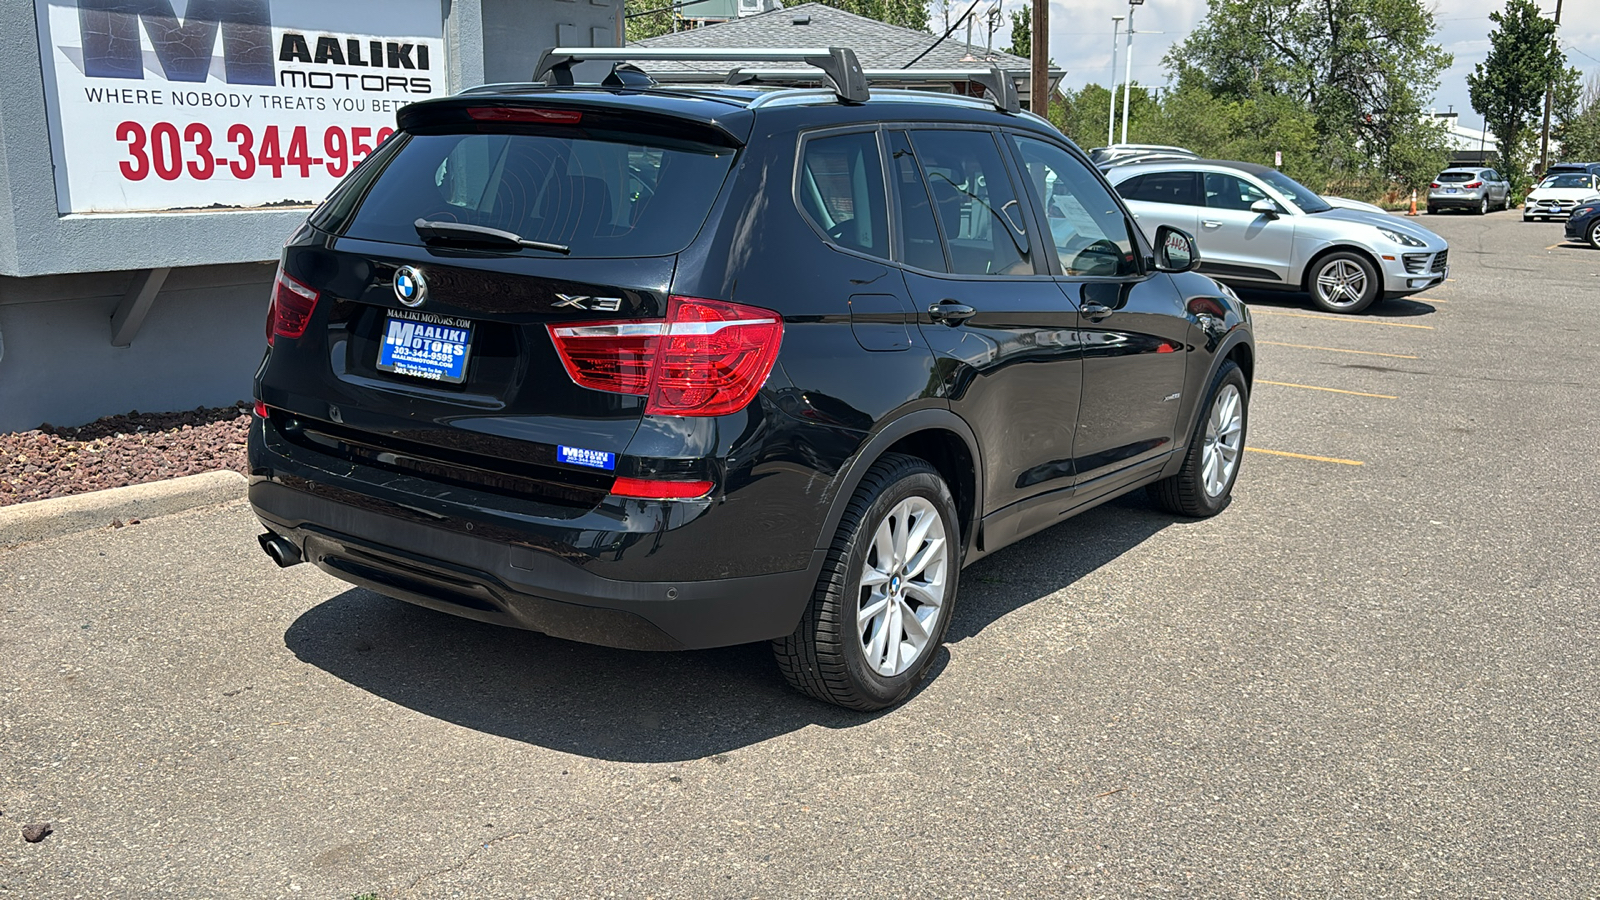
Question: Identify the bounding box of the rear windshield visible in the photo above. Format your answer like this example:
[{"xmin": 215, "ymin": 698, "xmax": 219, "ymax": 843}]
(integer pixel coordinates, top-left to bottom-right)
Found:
[
  {"xmin": 1437, "ymin": 172, "xmax": 1475, "ymax": 182},
  {"xmin": 339, "ymin": 131, "xmax": 738, "ymax": 257}
]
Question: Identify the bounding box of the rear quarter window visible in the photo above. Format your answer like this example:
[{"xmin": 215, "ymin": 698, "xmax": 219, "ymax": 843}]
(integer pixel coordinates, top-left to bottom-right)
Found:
[{"xmin": 338, "ymin": 130, "xmax": 738, "ymax": 258}]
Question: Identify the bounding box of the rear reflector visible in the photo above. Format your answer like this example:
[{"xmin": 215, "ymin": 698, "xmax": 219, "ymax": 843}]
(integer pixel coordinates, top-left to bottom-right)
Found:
[
  {"xmin": 548, "ymin": 295, "xmax": 783, "ymax": 417},
  {"xmin": 467, "ymin": 107, "xmax": 584, "ymax": 125},
  {"xmin": 610, "ymin": 477, "xmax": 714, "ymax": 500},
  {"xmin": 268, "ymin": 267, "xmax": 319, "ymax": 343}
]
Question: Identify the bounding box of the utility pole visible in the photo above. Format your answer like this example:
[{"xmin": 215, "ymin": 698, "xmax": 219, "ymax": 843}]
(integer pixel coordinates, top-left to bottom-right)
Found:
[
  {"xmin": 1120, "ymin": 1, "xmax": 1141, "ymax": 145},
  {"xmin": 1539, "ymin": 0, "xmax": 1564, "ymax": 176},
  {"xmin": 1031, "ymin": 0, "xmax": 1048, "ymax": 116}
]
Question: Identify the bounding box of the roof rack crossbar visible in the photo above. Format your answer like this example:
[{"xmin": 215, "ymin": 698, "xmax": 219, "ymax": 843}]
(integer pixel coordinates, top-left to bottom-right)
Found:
[
  {"xmin": 533, "ymin": 46, "xmax": 870, "ymax": 104},
  {"xmin": 726, "ymin": 65, "xmax": 1020, "ymax": 114}
]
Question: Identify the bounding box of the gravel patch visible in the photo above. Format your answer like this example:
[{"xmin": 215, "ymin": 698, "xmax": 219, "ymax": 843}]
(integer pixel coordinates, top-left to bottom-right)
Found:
[{"xmin": 0, "ymin": 404, "xmax": 251, "ymax": 508}]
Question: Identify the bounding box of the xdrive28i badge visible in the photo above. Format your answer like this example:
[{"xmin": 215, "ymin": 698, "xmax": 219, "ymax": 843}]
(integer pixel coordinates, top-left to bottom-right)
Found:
[{"xmin": 393, "ymin": 266, "xmax": 427, "ymax": 307}]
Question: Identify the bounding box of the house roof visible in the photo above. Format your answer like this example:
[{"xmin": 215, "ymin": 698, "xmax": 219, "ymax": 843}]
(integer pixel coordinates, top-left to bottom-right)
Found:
[{"xmin": 629, "ymin": 3, "xmax": 1050, "ymax": 82}]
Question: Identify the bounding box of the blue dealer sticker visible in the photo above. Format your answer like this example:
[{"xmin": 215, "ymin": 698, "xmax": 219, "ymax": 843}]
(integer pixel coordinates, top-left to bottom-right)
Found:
[{"xmin": 558, "ymin": 446, "xmax": 616, "ymax": 471}]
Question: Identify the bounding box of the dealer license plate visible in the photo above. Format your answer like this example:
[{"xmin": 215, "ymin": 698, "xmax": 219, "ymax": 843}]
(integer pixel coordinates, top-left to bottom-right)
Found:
[{"xmin": 377, "ymin": 309, "xmax": 474, "ymax": 384}]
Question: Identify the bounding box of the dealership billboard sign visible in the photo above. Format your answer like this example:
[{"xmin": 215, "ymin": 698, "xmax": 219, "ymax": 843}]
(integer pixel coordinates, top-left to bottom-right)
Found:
[{"xmin": 34, "ymin": 0, "xmax": 447, "ymax": 213}]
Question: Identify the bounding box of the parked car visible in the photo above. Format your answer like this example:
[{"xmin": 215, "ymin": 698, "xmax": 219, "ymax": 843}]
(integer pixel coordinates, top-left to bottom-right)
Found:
[
  {"xmin": 1089, "ymin": 143, "xmax": 1199, "ymax": 168},
  {"xmin": 247, "ymin": 49, "xmax": 1255, "ymax": 711},
  {"xmin": 1427, "ymin": 167, "xmax": 1511, "ymax": 214},
  {"xmin": 1524, "ymin": 172, "xmax": 1600, "ymax": 220},
  {"xmin": 1106, "ymin": 159, "xmax": 1448, "ymax": 314},
  {"xmin": 1564, "ymin": 198, "xmax": 1600, "ymax": 248},
  {"xmin": 1545, "ymin": 161, "xmax": 1600, "ymax": 177}
]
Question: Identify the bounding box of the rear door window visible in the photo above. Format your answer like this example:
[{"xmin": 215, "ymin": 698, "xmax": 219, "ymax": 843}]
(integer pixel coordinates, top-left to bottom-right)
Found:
[
  {"xmin": 797, "ymin": 131, "xmax": 890, "ymax": 260},
  {"xmin": 1204, "ymin": 172, "xmax": 1272, "ymax": 211},
  {"xmin": 1118, "ymin": 172, "xmax": 1201, "ymax": 206},
  {"xmin": 339, "ymin": 131, "xmax": 737, "ymax": 258}
]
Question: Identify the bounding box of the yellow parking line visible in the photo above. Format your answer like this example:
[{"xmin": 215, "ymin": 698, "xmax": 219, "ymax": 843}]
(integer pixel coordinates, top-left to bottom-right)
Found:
[
  {"xmin": 1546, "ymin": 242, "xmax": 1569, "ymax": 250},
  {"xmin": 1245, "ymin": 447, "xmax": 1364, "ymax": 466},
  {"xmin": 1258, "ymin": 340, "xmax": 1419, "ymax": 359},
  {"xmin": 1252, "ymin": 310, "xmax": 1434, "ymax": 329},
  {"xmin": 1258, "ymin": 380, "xmax": 1397, "ymax": 399}
]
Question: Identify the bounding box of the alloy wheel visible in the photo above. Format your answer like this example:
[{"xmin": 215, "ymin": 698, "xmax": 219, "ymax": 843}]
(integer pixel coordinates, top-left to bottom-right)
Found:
[
  {"xmin": 1201, "ymin": 384, "xmax": 1244, "ymax": 497},
  {"xmin": 1314, "ymin": 259, "xmax": 1369, "ymax": 309},
  {"xmin": 1589, "ymin": 220, "xmax": 1600, "ymax": 249},
  {"xmin": 857, "ymin": 496, "xmax": 948, "ymax": 677}
]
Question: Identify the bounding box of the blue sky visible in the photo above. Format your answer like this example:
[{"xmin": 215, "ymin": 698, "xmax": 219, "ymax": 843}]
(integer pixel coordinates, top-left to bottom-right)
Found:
[{"xmin": 936, "ymin": 0, "xmax": 1600, "ymax": 124}]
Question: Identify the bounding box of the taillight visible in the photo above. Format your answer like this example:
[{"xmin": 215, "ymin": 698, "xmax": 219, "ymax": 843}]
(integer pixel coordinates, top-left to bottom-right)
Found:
[
  {"xmin": 253, "ymin": 400, "xmax": 270, "ymax": 418},
  {"xmin": 1430, "ymin": 182, "xmax": 1440, "ymax": 189},
  {"xmin": 548, "ymin": 296, "xmax": 783, "ymax": 417},
  {"xmin": 268, "ymin": 267, "xmax": 319, "ymax": 343},
  {"xmin": 467, "ymin": 107, "xmax": 583, "ymax": 125},
  {"xmin": 1464, "ymin": 180, "xmax": 1483, "ymax": 189}
]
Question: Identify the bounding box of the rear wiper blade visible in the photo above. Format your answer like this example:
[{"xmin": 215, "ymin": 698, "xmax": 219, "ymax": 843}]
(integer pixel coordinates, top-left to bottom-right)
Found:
[{"xmin": 413, "ymin": 219, "xmax": 570, "ymax": 255}]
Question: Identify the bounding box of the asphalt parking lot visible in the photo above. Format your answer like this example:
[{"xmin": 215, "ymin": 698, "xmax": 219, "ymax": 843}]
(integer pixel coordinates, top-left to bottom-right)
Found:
[{"xmin": 4, "ymin": 210, "xmax": 1598, "ymax": 898}]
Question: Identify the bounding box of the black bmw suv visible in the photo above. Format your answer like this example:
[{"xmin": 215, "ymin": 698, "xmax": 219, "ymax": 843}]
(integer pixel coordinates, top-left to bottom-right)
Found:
[{"xmin": 249, "ymin": 48, "xmax": 1254, "ymax": 710}]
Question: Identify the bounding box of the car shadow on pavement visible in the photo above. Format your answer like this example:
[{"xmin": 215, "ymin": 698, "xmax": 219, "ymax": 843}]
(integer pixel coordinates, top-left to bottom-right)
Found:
[
  {"xmin": 1236, "ymin": 289, "xmax": 1439, "ymax": 318},
  {"xmin": 283, "ymin": 494, "xmax": 1174, "ymax": 763}
]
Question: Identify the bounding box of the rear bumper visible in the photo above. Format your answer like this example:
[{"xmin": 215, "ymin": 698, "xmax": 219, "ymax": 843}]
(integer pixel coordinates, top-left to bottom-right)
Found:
[
  {"xmin": 253, "ymin": 479, "xmax": 822, "ymax": 650},
  {"xmin": 1427, "ymin": 193, "xmax": 1484, "ymax": 208}
]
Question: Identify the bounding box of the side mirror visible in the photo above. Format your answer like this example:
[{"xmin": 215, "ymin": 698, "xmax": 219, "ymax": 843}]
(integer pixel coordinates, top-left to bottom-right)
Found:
[
  {"xmin": 1154, "ymin": 225, "xmax": 1201, "ymax": 273},
  {"xmin": 1250, "ymin": 198, "xmax": 1282, "ymax": 218}
]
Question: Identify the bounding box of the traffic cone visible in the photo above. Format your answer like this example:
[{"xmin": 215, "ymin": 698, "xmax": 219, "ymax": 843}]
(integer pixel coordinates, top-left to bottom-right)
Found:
[{"xmin": 1407, "ymin": 190, "xmax": 1418, "ymax": 216}]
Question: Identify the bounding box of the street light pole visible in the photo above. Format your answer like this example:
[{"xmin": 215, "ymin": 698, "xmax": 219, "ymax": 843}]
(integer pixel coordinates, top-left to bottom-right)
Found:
[
  {"xmin": 1120, "ymin": 0, "xmax": 1142, "ymax": 145},
  {"xmin": 1108, "ymin": 15, "xmax": 1123, "ymax": 147},
  {"xmin": 1539, "ymin": 0, "xmax": 1565, "ymax": 176}
]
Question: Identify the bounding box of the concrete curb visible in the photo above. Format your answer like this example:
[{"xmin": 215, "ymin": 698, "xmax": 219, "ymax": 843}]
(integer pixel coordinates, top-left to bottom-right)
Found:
[{"xmin": 0, "ymin": 470, "xmax": 248, "ymax": 549}]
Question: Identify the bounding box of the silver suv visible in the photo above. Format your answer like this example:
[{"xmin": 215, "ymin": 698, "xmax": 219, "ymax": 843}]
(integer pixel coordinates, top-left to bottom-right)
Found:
[
  {"xmin": 1428, "ymin": 167, "xmax": 1511, "ymax": 215},
  {"xmin": 1107, "ymin": 159, "xmax": 1449, "ymax": 314}
]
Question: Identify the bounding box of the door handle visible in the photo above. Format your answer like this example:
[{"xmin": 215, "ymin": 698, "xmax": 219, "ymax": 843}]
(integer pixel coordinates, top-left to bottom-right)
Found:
[
  {"xmin": 1201, "ymin": 220, "xmax": 1222, "ymax": 228},
  {"xmin": 1080, "ymin": 301, "xmax": 1113, "ymax": 320},
  {"xmin": 928, "ymin": 301, "xmax": 976, "ymax": 326}
]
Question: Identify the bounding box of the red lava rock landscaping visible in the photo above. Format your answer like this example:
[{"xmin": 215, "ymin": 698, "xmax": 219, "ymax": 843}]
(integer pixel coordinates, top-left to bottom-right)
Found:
[{"xmin": 0, "ymin": 404, "xmax": 251, "ymax": 508}]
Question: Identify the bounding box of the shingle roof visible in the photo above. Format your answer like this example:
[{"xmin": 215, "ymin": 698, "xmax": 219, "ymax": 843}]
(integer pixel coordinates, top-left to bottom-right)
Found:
[{"xmin": 629, "ymin": 3, "xmax": 1047, "ymax": 79}]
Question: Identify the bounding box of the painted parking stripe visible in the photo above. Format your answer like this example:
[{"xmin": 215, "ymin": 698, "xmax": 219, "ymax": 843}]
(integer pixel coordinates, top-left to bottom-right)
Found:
[
  {"xmin": 1257, "ymin": 380, "xmax": 1398, "ymax": 399},
  {"xmin": 1251, "ymin": 310, "xmax": 1435, "ymax": 329},
  {"xmin": 1245, "ymin": 447, "xmax": 1364, "ymax": 466},
  {"xmin": 1259, "ymin": 340, "xmax": 1420, "ymax": 359}
]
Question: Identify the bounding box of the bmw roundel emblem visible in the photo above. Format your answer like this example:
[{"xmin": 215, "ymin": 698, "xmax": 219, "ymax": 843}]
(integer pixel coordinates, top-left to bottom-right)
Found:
[{"xmin": 393, "ymin": 265, "xmax": 427, "ymax": 307}]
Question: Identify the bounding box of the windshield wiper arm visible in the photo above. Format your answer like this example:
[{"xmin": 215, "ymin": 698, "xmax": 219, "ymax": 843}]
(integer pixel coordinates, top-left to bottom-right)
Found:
[{"xmin": 413, "ymin": 219, "xmax": 570, "ymax": 254}]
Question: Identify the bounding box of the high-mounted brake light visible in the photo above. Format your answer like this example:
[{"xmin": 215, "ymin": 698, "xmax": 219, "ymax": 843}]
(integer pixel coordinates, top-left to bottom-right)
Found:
[
  {"xmin": 610, "ymin": 477, "xmax": 715, "ymax": 500},
  {"xmin": 467, "ymin": 107, "xmax": 584, "ymax": 125},
  {"xmin": 267, "ymin": 267, "xmax": 319, "ymax": 344},
  {"xmin": 548, "ymin": 296, "xmax": 784, "ymax": 417}
]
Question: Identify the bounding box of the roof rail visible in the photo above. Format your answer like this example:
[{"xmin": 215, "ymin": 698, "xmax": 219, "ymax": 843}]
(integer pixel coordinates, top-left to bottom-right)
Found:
[
  {"xmin": 533, "ymin": 47, "xmax": 870, "ymax": 104},
  {"xmin": 726, "ymin": 65, "xmax": 1020, "ymax": 114}
]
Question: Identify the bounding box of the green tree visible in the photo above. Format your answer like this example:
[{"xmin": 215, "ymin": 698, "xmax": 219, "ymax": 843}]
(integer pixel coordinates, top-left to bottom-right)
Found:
[
  {"xmin": 1007, "ymin": 9, "xmax": 1029, "ymax": 59},
  {"xmin": 821, "ymin": 0, "xmax": 929, "ymax": 31},
  {"xmin": 624, "ymin": 0, "xmax": 677, "ymax": 42},
  {"xmin": 1166, "ymin": 0, "xmax": 1452, "ymax": 190},
  {"xmin": 1559, "ymin": 74, "xmax": 1600, "ymax": 161},
  {"xmin": 1468, "ymin": 0, "xmax": 1576, "ymax": 185}
]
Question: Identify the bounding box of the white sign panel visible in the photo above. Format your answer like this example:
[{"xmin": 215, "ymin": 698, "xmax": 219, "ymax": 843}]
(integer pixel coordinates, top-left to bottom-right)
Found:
[{"xmin": 35, "ymin": 0, "xmax": 447, "ymax": 214}]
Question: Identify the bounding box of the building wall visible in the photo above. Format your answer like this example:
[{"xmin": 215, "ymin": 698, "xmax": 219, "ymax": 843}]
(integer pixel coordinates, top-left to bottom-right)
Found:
[
  {"xmin": 0, "ymin": 0, "xmax": 620, "ymax": 432},
  {"xmin": 0, "ymin": 264, "xmax": 275, "ymax": 432}
]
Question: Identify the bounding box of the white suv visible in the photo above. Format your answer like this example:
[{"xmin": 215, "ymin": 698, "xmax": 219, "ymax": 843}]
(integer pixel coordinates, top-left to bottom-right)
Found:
[{"xmin": 1107, "ymin": 159, "xmax": 1449, "ymax": 314}]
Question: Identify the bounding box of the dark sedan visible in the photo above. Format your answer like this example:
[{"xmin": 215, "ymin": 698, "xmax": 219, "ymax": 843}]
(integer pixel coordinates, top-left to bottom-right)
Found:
[{"xmin": 1565, "ymin": 198, "xmax": 1600, "ymax": 248}]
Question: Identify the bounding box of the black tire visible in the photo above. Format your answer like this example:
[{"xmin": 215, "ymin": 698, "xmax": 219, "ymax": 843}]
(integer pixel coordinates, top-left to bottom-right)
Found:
[
  {"xmin": 1149, "ymin": 361, "xmax": 1249, "ymax": 518},
  {"xmin": 1427, "ymin": 205, "xmax": 1438, "ymax": 215},
  {"xmin": 1476, "ymin": 197, "xmax": 1489, "ymax": 215},
  {"xmin": 1306, "ymin": 250, "xmax": 1381, "ymax": 314},
  {"xmin": 1588, "ymin": 219, "xmax": 1600, "ymax": 250},
  {"xmin": 773, "ymin": 453, "xmax": 960, "ymax": 711}
]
